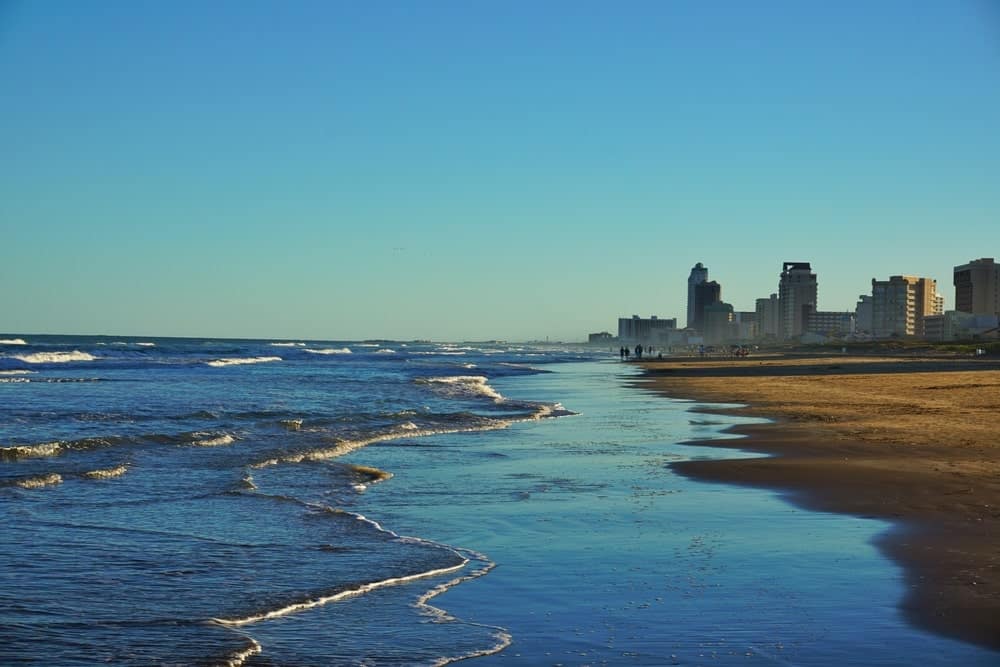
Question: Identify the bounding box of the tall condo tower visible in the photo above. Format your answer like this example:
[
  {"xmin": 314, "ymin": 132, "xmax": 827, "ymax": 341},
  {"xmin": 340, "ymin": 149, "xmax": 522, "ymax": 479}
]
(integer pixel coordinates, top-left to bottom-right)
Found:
[
  {"xmin": 686, "ymin": 262, "xmax": 709, "ymax": 329},
  {"xmin": 778, "ymin": 262, "xmax": 818, "ymax": 339},
  {"xmin": 953, "ymin": 258, "xmax": 1000, "ymax": 316}
]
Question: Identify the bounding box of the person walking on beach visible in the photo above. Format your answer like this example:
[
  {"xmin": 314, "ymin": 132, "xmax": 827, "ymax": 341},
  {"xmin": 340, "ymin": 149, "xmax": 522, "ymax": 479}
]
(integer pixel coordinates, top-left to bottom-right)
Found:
[{"xmin": 619, "ymin": 346, "xmax": 625, "ymax": 360}]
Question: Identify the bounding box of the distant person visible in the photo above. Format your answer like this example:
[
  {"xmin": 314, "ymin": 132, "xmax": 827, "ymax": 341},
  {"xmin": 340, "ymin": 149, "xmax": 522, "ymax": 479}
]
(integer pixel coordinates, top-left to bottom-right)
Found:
[
  {"xmin": 619, "ymin": 346, "xmax": 625, "ymax": 360},
  {"xmin": 635, "ymin": 344, "xmax": 642, "ymax": 359},
  {"xmin": 624, "ymin": 347, "xmax": 630, "ymax": 360}
]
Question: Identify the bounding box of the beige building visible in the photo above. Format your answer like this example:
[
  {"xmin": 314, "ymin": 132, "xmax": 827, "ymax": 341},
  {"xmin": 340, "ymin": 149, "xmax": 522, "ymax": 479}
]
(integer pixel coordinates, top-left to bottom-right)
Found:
[
  {"xmin": 953, "ymin": 258, "xmax": 1000, "ymax": 316},
  {"xmin": 755, "ymin": 293, "xmax": 780, "ymax": 339},
  {"xmin": 870, "ymin": 275, "xmax": 937, "ymax": 338},
  {"xmin": 778, "ymin": 262, "xmax": 817, "ymax": 339}
]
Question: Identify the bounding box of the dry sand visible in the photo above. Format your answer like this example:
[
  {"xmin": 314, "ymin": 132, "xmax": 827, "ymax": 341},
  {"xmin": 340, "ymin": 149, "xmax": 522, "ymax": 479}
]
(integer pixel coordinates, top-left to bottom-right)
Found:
[{"xmin": 636, "ymin": 354, "xmax": 1000, "ymax": 651}]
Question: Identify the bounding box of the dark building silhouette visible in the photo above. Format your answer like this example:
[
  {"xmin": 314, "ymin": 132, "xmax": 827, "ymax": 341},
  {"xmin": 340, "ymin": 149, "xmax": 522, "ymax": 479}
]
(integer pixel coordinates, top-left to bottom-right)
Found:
[{"xmin": 692, "ymin": 280, "xmax": 721, "ymax": 333}]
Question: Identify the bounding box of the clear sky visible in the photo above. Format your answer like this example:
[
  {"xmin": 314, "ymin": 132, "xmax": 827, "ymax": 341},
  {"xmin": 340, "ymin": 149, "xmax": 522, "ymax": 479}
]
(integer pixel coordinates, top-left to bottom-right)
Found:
[{"xmin": 2, "ymin": 1, "xmax": 998, "ymax": 341}]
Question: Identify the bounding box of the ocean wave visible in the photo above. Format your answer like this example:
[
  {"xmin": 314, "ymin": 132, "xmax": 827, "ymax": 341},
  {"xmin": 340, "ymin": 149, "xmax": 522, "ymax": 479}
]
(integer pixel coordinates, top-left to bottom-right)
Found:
[
  {"xmin": 135, "ymin": 342, "xmax": 156, "ymax": 347},
  {"xmin": 0, "ymin": 441, "xmax": 63, "ymax": 460},
  {"xmin": 251, "ymin": 417, "xmax": 511, "ymax": 468},
  {"xmin": 304, "ymin": 347, "xmax": 352, "ymax": 355},
  {"xmin": 0, "ymin": 370, "xmax": 35, "ymax": 375},
  {"xmin": 206, "ymin": 357, "xmax": 282, "ymax": 368},
  {"xmin": 279, "ymin": 419, "xmax": 303, "ymax": 431},
  {"xmin": 216, "ymin": 638, "xmax": 262, "ymax": 667},
  {"xmin": 374, "ymin": 349, "xmax": 396, "ymax": 354},
  {"xmin": 83, "ymin": 464, "xmax": 129, "ymax": 479},
  {"xmin": 0, "ymin": 377, "xmax": 31, "ymax": 383},
  {"xmin": 1, "ymin": 436, "xmax": 123, "ymax": 461},
  {"xmin": 12, "ymin": 350, "xmax": 98, "ymax": 363},
  {"xmin": 14, "ymin": 473, "xmax": 63, "ymax": 489},
  {"xmin": 0, "ymin": 338, "xmax": 27, "ymax": 345},
  {"xmin": 192, "ymin": 433, "xmax": 237, "ymax": 447},
  {"xmin": 270, "ymin": 342, "xmax": 306, "ymax": 347},
  {"xmin": 210, "ymin": 512, "xmax": 468, "ymax": 626},
  {"xmin": 416, "ymin": 375, "xmax": 504, "ymax": 402}
]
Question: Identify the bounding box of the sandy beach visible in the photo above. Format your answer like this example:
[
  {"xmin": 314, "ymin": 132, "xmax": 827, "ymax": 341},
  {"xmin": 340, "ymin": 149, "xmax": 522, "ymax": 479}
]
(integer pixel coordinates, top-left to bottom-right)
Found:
[{"xmin": 636, "ymin": 354, "xmax": 1000, "ymax": 651}]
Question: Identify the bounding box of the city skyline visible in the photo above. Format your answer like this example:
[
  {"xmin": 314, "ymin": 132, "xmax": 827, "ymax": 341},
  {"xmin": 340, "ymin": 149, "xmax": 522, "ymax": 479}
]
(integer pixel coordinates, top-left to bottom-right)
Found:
[{"xmin": 2, "ymin": 2, "xmax": 999, "ymax": 341}]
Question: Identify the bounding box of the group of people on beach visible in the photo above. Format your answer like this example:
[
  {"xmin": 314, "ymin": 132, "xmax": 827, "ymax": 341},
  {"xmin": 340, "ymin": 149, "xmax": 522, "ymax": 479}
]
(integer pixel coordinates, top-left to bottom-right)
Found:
[{"xmin": 619, "ymin": 345, "xmax": 663, "ymax": 360}]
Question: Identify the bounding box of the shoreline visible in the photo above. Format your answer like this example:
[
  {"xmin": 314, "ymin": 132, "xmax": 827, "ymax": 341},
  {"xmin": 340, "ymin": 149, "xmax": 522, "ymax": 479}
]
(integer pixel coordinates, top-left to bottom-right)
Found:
[{"xmin": 633, "ymin": 354, "xmax": 1000, "ymax": 652}]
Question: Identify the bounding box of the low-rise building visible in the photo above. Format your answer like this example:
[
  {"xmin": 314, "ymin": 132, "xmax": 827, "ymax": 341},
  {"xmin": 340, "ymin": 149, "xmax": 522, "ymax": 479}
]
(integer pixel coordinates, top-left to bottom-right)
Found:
[
  {"xmin": 923, "ymin": 311, "xmax": 1000, "ymax": 341},
  {"xmin": 806, "ymin": 311, "xmax": 855, "ymax": 338},
  {"xmin": 617, "ymin": 315, "xmax": 678, "ymax": 345}
]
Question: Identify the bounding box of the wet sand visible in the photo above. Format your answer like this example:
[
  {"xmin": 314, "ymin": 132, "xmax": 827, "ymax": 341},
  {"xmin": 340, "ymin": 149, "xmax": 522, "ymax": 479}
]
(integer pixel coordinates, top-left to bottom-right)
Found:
[{"xmin": 635, "ymin": 354, "xmax": 1000, "ymax": 651}]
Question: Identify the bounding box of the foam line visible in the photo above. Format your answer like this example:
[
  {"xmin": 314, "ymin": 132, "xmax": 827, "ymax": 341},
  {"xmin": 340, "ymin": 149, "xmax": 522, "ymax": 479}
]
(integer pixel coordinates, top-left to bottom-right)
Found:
[{"xmin": 210, "ymin": 560, "xmax": 469, "ymax": 626}]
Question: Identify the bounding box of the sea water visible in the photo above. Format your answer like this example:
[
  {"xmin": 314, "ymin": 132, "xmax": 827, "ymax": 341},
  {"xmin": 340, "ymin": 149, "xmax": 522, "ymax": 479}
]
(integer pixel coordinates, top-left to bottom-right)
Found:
[{"xmin": 1, "ymin": 337, "xmax": 996, "ymax": 665}]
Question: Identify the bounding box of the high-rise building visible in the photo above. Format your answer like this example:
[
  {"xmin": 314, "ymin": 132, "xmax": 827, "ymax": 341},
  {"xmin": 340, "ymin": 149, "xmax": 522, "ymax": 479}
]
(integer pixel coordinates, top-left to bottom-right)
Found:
[
  {"xmin": 870, "ymin": 275, "xmax": 937, "ymax": 338},
  {"xmin": 933, "ymin": 293, "xmax": 945, "ymax": 316},
  {"xmin": 692, "ymin": 280, "xmax": 721, "ymax": 333},
  {"xmin": 778, "ymin": 262, "xmax": 817, "ymax": 339},
  {"xmin": 703, "ymin": 302, "xmax": 735, "ymax": 345},
  {"xmin": 855, "ymin": 295, "xmax": 873, "ymax": 334},
  {"xmin": 755, "ymin": 293, "xmax": 780, "ymax": 339},
  {"xmin": 686, "ymin": 262, "xmax": 709, "ymax": 329},
  {"xmin": 953, "ymin": 258, "xmax": 1000, "ymax": 316}
]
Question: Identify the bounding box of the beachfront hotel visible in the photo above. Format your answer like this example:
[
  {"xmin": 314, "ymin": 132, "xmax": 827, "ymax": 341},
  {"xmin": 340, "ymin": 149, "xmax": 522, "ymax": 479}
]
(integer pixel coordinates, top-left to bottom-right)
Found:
[
  {"xmin": 686, "ymin": 262, "xmax": 709, "ymax": 329},
  {"xmin": 778, "ymin": 262, "xmax": 818, "ymax": 339},
  {"xmin": 954, "ymin": 258, "xmax": 1000, "ymax": 317},
  {"xmin": 870, "ymin": 276, "xmax": 939, "ymax": 338}
]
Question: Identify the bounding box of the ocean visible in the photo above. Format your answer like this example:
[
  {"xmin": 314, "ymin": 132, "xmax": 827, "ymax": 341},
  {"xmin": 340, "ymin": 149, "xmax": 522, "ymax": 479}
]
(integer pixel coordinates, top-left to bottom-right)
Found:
[{"xmin": 1, "ymin": 336, "xmax": 996, "ymax": 666}]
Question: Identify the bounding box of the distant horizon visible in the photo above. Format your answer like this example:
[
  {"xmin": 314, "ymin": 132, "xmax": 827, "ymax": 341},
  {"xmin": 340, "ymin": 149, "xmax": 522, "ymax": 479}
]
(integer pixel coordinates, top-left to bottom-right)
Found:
[{"xmin": 3, "ymin": 2, "xmax": 997, "ymax": 341}]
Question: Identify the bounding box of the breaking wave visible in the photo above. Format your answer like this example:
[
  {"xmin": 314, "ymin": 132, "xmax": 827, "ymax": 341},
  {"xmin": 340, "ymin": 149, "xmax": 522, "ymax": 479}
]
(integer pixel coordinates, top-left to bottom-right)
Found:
[
  {"xmin": 270, "ymin": 342, "xmax": 306, "ymax": 347},
  {"xmin": 251, "ymin": 417, "xmax": 511, "ymax": 468},
  {"xmin": 217, "ymin": 638, "xmax": 262, "ymax": 667},
  {"xmin": 206, "ymin": 357, "xmax": 282, "ymax": 368},
  {"xmin": 374, "ymin": 349, "xmax": 396, "ymax": 354},
  {"xmin": 0, "ymin": 442, "xmax": 63, "ymax": 460},
  {"xmin": 0, "ymin": 338, "xmax": 27, "ymax": 345},
  {"xmin": 304, "ymin": 348, "xmax": 352, "ymax": 355},
  {"xmin": 13, "ymin": 350, "xmax": 98, "ymax": 363},
  {"xmin": 416, "ymin": 375, "xmax": 504, "ymax": 402},
  {"xmin": 192, "ymin": 433, "xmax": 237, "ymax": 447},
  {"xmin": 83, "ymin": 465, "xmax": 129, "ymax": 479},
  {"xmin": 14, "ymin": 473, "xmax": 63, "ymax": 489}
]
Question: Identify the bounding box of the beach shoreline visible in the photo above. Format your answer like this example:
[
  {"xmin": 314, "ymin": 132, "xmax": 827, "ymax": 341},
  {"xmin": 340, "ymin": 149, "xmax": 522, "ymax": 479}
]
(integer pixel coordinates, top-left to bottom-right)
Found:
[{"xmin": 634, "ymin": 354, "xmax": 1000, "ymax": 652}]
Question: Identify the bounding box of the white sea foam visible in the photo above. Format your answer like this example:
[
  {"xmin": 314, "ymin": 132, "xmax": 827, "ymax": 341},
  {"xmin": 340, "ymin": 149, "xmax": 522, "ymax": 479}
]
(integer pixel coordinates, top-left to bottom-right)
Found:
[
  {"xmin": 217, "ymin": 637, "xmax": 262, "ymax": 667},
  {"xmin": 0, "ymin": 370, "xmax": 35, "ymax": 375},
  {"xmin": 304, "ymin": 347, "xmax": 352, "ymax": 355},
  {"xmin": 0, "ymin": 377, "xmax": 31, "ymax": 383},
  {"xmin": 206, "ymin": 356, "xmax": 282, "ymax": 368},
  {"xmin": 270, "ymin": 342, "xmax": 306, "ymax": 347},
  {"xmin": 83, "ymin": 464, "xmax": 128, "ymax": 479},
  {"xmin": 193, "ymin": 433, "xmax": 237, "ymax": 447},
  {"xmin": 400, "ymin": 422, "xmax": 419, "ymax": 431},
  {"xmin": 374, "ymin": 348, "xmax": 396, "ymax": 354},
  {"xmin": 211, "ymin": 558, "xmax": 468, "ymax": 626},
  {"xmin": 251, "ymin": 418, "xmax": 511, "ymax": 469},
  {"xmin": 135, "ymin": 342, "xmax": 156, "ymax": 347},
  {"xmin": 416, "ymin": 375, "xmax": 504, "ymax": 402},
  {"xmin": 15, "ymin": 473, "xmax": 63, "ymax": 489},
  {"xmin": 0, "ymin": 338, "xmax": 27, "ymax": 345},
  {"xmin": 13, "ymin": 350, "xmax": 98, "ymax": 363},
  {"xmin": 0, "ymin": 441, "xmax": 63, "ymax": 460}
]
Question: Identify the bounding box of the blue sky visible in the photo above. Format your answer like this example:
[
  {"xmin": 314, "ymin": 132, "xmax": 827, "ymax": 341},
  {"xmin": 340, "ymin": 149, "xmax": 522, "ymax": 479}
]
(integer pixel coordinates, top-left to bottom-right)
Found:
[{"xmin": 2, "ymin": 1, "xmax": 998, "ymax": 341}]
